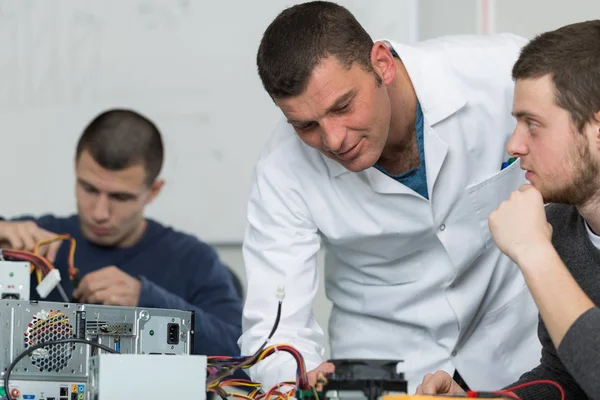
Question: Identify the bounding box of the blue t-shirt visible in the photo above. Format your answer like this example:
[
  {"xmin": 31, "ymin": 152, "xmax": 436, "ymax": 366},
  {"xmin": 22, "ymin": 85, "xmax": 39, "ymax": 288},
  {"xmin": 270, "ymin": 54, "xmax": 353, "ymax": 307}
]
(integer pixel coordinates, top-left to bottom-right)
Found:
[
  {"xmin": 19, "ymin": 214, "xmax": 243, "ymax": 357},
  {"xmin": 374, "ymin": 100, "xmax": 428, "ymax": 199}
]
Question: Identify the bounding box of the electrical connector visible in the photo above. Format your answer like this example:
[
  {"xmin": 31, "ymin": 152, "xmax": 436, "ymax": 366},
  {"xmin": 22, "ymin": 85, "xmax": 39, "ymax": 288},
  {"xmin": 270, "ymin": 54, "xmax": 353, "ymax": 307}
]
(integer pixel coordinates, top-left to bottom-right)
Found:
[
  {"xmin": 276, "ymin": 285, "xmax": 285, "ymax": 301},
  {"xmin": 36, "ymin": 269, "xmax": 61, "ymax": 299}
]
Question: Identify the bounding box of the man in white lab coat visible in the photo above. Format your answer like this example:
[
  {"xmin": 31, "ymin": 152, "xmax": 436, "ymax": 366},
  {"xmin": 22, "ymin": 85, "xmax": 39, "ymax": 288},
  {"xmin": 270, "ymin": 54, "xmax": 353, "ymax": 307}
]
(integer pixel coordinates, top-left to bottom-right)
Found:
[{"xmin": 240, "ymin": 1, "xmax": 540, "ymax": 392}]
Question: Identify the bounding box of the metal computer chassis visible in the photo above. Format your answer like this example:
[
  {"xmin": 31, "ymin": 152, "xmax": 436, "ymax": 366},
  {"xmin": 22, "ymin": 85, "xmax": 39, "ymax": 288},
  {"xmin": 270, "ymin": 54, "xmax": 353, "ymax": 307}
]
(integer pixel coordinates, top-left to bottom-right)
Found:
[{"xmin": 0, "ymin": 299, "xmax": 194, "ymax": 400}]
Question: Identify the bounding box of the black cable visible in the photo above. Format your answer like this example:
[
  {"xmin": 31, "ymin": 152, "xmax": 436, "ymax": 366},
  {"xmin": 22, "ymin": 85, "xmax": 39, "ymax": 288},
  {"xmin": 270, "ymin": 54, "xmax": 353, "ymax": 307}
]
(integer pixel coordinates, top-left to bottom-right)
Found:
[
  {"xmin": 265, "ymin": 300, "xmax": 282, "ymax": 343},
  {"xmin": 3, "ymin": 338, "xmax": 118, "ymax": 400},
  {"xmin": 207, "ymin": 300, "xmax": 282, "ymax": 386}
]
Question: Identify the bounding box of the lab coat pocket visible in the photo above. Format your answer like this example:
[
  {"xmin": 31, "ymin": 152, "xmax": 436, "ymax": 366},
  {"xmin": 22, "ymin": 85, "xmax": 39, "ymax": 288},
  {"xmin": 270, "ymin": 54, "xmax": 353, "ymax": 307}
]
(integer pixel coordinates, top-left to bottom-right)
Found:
[
  {"xmin": 473, "ymin": 285, "xmax": 539, "ymax": 378},
  {"xmin": 465, "ymin": 160, "xmax": 526, "ymax": 248}
]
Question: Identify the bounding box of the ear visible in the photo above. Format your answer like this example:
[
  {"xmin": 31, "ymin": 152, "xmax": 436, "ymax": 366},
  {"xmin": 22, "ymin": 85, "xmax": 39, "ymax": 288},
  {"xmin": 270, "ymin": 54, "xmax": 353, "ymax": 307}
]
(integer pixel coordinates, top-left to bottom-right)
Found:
[
  {"xmin": 370, "ymin": 41, "xmax": 397, "ymax": 86},
  {"xmin": 145, "ymin": 179, "xmax": 165, "ymax": 205},
  {"xmin": 590, "ymin": 110, "xmax": 600, "ymax": 151}
]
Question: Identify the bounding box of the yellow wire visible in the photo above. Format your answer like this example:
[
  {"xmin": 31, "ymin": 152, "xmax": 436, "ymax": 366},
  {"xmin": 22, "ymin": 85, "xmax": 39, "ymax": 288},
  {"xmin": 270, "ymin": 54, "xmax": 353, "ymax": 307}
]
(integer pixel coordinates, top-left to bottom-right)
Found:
[
  {"xmin": 30, "ymin": 314, "xmax": 68, "ymax": 329},
  {"xmin": 311, "ymin": 385, "xmax": 319, "ymax": 399},
  {"xmin": 34, "ymin": 235, "xmax": 68, "ymax": 254},
  {"xmin": 34, "ymin": 235, "xmax": 78, "ymax": 275},
  {"xmin": 224, "ymin": 383, "xmax": 262, "ymax": 388}
]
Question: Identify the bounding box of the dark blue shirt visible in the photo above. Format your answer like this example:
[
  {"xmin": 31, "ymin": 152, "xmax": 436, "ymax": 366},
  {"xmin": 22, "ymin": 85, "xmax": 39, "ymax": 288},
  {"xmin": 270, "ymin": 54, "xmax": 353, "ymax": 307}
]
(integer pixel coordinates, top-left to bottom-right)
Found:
[{"xmin": 19, "ymin": 214, "xmax": 243, "ymax": 357}]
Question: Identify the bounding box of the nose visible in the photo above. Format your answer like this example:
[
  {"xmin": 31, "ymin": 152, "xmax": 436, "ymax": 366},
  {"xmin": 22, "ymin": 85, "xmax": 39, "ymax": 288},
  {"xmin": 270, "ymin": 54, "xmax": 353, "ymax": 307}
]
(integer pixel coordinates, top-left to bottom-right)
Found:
[
  {"xmin": 320, "ymin": 119, "xmax": 346, "ymax": 153},
  {"xmin": 506, "ymin": 124, "xmax": 529, "ymax": 159},
  {"xmin": 92, "ymin": 194, "xmax": 110, "ymax": 222}
]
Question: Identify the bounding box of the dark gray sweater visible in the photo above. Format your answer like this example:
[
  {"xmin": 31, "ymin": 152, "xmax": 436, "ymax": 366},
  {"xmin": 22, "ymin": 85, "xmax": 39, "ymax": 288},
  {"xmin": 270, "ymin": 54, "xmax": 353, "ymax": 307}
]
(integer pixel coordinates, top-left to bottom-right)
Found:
[{"xmin": 510, "ymin": 203, "xmax": 600, "ymax": 399}]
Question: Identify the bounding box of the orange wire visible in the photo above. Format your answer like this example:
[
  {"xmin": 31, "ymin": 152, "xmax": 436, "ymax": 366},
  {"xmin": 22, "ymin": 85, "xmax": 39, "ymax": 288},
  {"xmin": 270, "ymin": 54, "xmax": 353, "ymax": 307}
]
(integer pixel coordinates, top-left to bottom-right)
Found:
[{"xmin": 34, "ymin": 234, "xmax": 79, "ymax": 279}]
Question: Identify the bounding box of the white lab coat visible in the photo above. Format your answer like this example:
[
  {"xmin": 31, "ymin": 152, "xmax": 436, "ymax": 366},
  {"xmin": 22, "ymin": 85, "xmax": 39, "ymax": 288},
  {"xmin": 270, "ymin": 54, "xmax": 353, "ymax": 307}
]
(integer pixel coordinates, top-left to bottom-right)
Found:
[{"xmin": 240, "ymin": 33, "xmax": 540, "ymax": 393}]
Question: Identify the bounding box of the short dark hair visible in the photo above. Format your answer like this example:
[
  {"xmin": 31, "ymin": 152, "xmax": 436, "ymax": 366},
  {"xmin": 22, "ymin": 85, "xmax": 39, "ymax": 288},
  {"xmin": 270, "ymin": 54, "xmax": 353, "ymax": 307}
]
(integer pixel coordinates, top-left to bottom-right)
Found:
[
  {"xmin": 257, "ymin": 1, "xmax": 377, "ymax": 99},
  {"xmin": 75, "ymin": 109, "xmax": 164, "ymax": 185},
  {"xmin": 512, "ymin": 20, "xmax": 600, "ymax": 132}
]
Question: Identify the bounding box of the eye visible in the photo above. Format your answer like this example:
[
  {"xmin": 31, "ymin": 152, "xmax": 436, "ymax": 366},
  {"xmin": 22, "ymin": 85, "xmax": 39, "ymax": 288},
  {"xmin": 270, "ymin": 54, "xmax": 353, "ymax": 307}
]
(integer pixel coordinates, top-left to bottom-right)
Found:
[
  {"xmin": 295, "ymin": 122, "xmax": 317, "ymax": 132},
  {"xmin": 110, "ymin": 194, "xmax": 134, "ymax": 202},
  {"xmin": 82, "ymin": 184, "xmax": 98, "ymax": 194},
  {"xmin": 333, "ymin": 103, "xmax": 351, "ymax": 114},
  {"xmin": 526, "ymin": 120, "xmax": 538, "ymax": 132}
]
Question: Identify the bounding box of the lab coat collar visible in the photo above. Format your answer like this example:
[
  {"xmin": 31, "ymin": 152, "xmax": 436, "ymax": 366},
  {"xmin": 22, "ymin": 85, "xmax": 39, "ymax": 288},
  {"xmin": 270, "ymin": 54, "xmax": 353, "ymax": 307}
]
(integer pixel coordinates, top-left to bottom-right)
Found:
[{"xmin": 324, "ymin": 39, "xmax": 467, "ymax": 179}]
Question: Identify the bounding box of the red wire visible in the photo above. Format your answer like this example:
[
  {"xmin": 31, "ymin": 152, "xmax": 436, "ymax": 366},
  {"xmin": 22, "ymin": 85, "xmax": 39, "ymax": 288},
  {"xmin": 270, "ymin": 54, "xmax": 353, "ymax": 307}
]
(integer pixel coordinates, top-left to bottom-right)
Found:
[
  {"xmin": 466, "ymin": 391, "xmax": 520, "ymax": 399},
  {"xmin": 492, "ymin": 391, "xmax": 522, "ymax": 399},
  {"xmin": 257, "ymin": 345, "xmax": 308, "ymax": 388},
  {"xmin": 503, "ymin": 380, "xmax": 565, "ymax": 400},
  {"xmin": 219, "ymin": 379, "xmax": 256, "ymax": 384},
  {"xmin": 3, "ymin": 250, "xmax": 52, "ymax": 275}
]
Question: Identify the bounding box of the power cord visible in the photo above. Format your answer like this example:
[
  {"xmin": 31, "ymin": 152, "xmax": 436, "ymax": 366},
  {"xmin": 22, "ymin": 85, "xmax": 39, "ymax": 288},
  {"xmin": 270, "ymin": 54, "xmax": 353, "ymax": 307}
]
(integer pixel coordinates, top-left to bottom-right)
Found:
[
  {"xmin": 207, "ymin": 285, "xmax": 285, "ymax": 386},
  {"xmin": 3, "ymin": 338, "xmax": 118, "ymax": 400}
]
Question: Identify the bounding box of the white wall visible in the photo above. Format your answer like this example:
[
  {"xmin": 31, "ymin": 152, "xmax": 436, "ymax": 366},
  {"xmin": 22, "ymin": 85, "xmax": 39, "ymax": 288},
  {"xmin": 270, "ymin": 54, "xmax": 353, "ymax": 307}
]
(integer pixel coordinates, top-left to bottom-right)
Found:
[
  {"xmin": 419, "ymin": 0, "xmax": 481, "ymax": 40},
  {"xmin": 493, "ymin": 0, "xmax": 600, "ymax": 38},
  {"xmin": 419, "ymin": 0, "xmax": 600, "ymax": 40}
]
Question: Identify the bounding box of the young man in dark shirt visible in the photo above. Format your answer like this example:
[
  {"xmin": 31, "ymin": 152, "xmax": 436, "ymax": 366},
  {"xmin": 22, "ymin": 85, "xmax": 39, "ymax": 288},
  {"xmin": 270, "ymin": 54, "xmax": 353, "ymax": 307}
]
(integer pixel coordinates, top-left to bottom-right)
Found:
[{"xmin": 0, "ymin": 108, "xmax": 243, "ymax": 357}]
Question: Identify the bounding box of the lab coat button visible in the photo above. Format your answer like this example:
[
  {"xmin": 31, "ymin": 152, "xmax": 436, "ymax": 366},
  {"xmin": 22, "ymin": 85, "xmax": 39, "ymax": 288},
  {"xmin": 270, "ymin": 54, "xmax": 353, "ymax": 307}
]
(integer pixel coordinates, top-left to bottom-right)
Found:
[
  {"xmin": 439, "ymin": 224, "xmax": 446, "ymax": 231},
  {"xmin": 451, "ymin": 350, "xmax": 457, "ymax": 357}
]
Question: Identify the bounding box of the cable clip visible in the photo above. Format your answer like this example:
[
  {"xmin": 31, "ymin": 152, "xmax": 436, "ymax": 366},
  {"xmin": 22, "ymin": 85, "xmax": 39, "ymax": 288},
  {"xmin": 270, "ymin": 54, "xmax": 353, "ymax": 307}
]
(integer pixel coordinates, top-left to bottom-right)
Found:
[{"xmin": 276, "ymin": 285, "xmax": 285, "ymax": 301}]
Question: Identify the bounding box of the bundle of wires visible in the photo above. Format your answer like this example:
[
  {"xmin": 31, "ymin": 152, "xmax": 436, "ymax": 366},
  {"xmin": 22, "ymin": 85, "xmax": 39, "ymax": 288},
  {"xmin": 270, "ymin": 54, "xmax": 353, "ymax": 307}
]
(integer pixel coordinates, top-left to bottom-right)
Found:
[
  {"xmin": 207, "ymin": 343, "xmax": 308, "ymax": 384},
  {"xmin": 2, "ymin": 248, "xmax": 54, "ymax": 284},
  {"xmin": 1, "ymin": 234, "xmax": 80, "ymax": 301},
  {"xmin": 33, "ymin": 234, "xmax": 80, "ymax": 284},
  {"xmin": 210, "ymin": 368, "xmax": 327, "ymax": 400},
  {"xmin": 206, "ymin": 293, "xmax": 312, "ymax": 399},
  {"xmin": 212, "ymin": 378, "xmax": 298, "ymax": 400}
]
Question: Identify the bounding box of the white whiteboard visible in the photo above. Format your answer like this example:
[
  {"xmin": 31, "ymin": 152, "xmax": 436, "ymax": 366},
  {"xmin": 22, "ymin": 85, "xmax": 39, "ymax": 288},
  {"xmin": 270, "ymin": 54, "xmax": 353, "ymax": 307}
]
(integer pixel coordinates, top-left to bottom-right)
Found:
[
  {"xmin": 0, "ymin": 0, "xmax": 418, "ymax": 244},
  {"xmin": 492, "ymin": 0, "xmax": 600, "ymax": 39}
]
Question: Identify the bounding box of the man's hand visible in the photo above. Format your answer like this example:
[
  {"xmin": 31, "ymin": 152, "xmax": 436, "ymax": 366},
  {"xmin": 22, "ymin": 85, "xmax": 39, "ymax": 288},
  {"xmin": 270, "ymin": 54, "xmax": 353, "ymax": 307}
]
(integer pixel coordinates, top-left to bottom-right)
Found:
[
  {"xmin": 488, "ymin": 184, "xmax": 553, "ymax": 264},
  {"xmin": 0, "ymin": 221, "xmax": 62, "ymax": 263},
  {"xmin": 307, "ymin": 361, "xmax": 335, "ymax": 388},
  {"xmin": 72, "ymin": 266, "xmax": 142, "ymax": 306},
  {"xmin": 415, "ymin": 370, "xmax": 465, "ymax": 395}
]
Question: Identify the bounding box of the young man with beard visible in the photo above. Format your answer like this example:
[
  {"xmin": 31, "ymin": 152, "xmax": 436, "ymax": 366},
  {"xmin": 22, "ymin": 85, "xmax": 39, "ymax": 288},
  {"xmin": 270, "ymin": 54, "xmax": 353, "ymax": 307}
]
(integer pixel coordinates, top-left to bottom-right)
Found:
[{"xmin": 416, "ymin": 19, "xmax": 600, "ymax": 399}]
